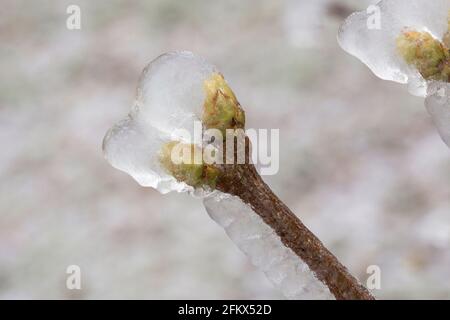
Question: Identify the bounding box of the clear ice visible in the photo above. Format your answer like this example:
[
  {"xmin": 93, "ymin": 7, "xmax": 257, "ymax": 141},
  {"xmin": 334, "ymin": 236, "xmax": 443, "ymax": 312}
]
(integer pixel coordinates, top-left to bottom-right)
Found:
[
  {"xmin": 338, "ymin": 0, "xmax": 450, "ymax": 148},
  {"xmin": 204, "ymin": 192, "xmax": 334, "ymax": 300},
  {"xmin": 103, "ymin": 51, "xmax": 217, "ymax": 194},
  {"xmin": 338, "ymin": 0, "xmax": 450, "ymax": 97}
]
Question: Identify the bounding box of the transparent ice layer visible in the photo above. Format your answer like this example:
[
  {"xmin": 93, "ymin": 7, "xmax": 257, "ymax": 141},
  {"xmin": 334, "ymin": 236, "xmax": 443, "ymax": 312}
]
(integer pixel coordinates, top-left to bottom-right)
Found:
[
  {"xmin": 426, "ymin": 82, "xmax": 450, "ymax": 147},
  {"xmin": 102, "ymin": 51, "xmax": 217, "ymax": 194},
  {"xmin": 204, "ymin": 192, "xmax": 335, "ymax": 300},
  {"xmin": 338, "ymin": 0, "xmax": 449, "ymax": 97},
  {"xmin": 135, "ymin": 51, "xmax": 217, "ymax": 136}
]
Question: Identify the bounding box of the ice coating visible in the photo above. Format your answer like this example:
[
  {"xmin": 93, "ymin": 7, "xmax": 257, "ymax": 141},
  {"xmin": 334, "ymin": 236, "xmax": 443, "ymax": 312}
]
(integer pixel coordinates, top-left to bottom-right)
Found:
[
  {"xmin": 283, "ymin": 0, "xmax": 375, "ymax": 48},
  {"xmin": 338, "ymin": 0, "xmax": 450, "ymax": 96},
  {"xmin": 426, "ymin": 82, "xmax": 450, "ymax": 147},
  {"xmin": 136, "ymin": 51, "xmax": 218, "ymax": 136},
  {"xmin": 103, "ymin": 51, "xmax": 218, "ymax": 194},
  {"xmin": 203, "ymin": 192, "xmax": 335, "ymax": 300}
]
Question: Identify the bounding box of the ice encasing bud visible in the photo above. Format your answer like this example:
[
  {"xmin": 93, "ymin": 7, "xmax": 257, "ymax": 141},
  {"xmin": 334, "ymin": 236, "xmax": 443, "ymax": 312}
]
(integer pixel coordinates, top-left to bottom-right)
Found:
[
  {"xmin": 103, "ymin": 51, "xmax": 218, "ymax": 194},
  {"xmin": 338, "ymin": 0, "xmax": 450, "ymax": 96},
  {"xmin": 103, "ymin": 51, "xmax": 245, "ymax": 194},
  {"xmin": 158, "ymin": 141, "xmax": 220, "ymax": 189}
]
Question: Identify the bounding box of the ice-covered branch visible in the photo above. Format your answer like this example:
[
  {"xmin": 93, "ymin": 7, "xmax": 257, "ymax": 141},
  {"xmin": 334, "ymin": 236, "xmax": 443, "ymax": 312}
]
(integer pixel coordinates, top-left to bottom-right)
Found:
[
  {"xmin": 102, "ymin": 51, "xmax": 373, "ymax": 300},
  {"xmin": 211, "ymin": 151, "xmax": 372, "ymax": 299}
]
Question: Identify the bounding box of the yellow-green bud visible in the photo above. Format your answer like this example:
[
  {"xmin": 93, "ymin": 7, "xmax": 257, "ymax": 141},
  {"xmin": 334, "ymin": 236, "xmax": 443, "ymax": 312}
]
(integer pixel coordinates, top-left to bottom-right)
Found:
[
  {"xmin": 396, "ymin": 30, "xmax": 449, "ymax": 81},
  {"xmin": 158, "ymin": 72, "xmax": 247, "ymax": 189},
  {"xmin": 159, "ymin": 141, "xmax": 220, "ymax": 188}
]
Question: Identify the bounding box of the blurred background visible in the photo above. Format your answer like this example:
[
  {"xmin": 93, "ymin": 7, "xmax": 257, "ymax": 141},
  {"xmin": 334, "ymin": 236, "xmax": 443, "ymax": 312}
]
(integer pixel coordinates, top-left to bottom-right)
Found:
[{"xmin": 1, "ymin": 0, "xmax": 449, "ymax": 299}]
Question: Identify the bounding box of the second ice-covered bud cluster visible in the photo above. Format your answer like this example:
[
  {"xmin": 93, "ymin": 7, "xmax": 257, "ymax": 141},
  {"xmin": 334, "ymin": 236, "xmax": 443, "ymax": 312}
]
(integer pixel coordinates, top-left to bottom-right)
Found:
[
  {"xmin": 338, "ymin": 0, "xmax": 450, "ymax": 148},
  {"xmin": 103, "ymin": 51, "xmax": 245, "ymax": 194}
]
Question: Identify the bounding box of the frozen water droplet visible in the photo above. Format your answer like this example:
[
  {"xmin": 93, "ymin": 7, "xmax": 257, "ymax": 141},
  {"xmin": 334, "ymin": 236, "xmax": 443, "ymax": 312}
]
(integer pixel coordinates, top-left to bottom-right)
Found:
[
  {"xmin": 204, "ymin": 192, "xmax": 335, "ymax": 300},
  {"xmin": 102, "ymin": 117, "xmax": 188, "ymax": 193}
]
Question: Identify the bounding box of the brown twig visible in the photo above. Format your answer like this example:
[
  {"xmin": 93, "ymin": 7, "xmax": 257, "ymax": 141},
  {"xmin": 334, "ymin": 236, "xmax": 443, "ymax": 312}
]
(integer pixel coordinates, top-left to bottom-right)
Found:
[{"xmin": 215, "ymin": 138, "xmax": 374, "ymax": 300}]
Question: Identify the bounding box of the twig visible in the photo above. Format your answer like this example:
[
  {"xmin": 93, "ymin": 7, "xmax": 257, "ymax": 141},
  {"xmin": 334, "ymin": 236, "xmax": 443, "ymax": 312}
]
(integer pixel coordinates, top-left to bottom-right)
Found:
[{"xmin": 215, "ymin": 138, "xmax": 374, "ymax": 300}]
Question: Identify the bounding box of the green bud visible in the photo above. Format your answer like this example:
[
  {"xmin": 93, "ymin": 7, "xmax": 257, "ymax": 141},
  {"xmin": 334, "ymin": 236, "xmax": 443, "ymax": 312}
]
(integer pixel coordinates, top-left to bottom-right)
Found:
[
  {"xmin": 396, "ymin": 30, "xmax": 449, "ymax": 82},
  {"xmin": 202, "ymin": 73, "xmax": 245, "ymax": 136},
  {"xmin": 158, "ymin": 72, "xmax": 248, "ymax": 189}
]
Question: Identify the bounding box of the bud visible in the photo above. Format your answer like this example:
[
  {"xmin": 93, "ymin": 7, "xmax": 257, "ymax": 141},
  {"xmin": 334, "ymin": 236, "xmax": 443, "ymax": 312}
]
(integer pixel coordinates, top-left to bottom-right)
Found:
[
  {"xmin": 159, "ymin": 141, "xmax": 220, "ymax": 188},
  {"xmin": 159, "ymin": 73, "xmax": 247, "ymax": 189},
  {"xmin": 396, "ymin": 30, "xmax": 449, "ymax": 81},
  {"xmin": 202, "ymin": 73, "xmax": 245, "ymax": 135}
]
